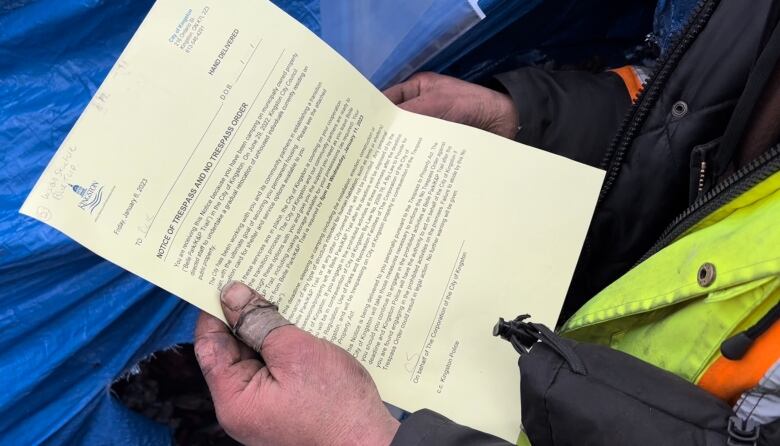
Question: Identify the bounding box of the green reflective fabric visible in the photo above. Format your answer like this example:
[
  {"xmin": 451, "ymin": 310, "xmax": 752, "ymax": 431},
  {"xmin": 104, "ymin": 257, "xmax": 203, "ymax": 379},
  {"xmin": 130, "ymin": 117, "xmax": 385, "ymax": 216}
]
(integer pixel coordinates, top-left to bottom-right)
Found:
[
  {"xmin": 561, "ymin": 171, "xmax": 780, "ymax": 383},
  {"xmin": 517, "ymin": 430, "xmax": 532, "ymax": 446}
]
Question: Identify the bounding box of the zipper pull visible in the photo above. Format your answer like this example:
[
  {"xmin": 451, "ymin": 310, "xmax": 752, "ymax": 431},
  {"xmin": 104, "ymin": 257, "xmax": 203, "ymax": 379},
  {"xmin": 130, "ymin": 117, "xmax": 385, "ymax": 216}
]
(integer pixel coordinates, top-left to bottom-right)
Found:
[
  {"xmin": 689, "ymin": 139, "xmax": 719, "ymax": 203},
  {"xmin": 721, "ymin": 332, "xmax": 754, "ymax": 360},
  {"xmin": 697, "ymin": 159, "xmax": 708, "ymax": 195},
  {"xmin": 721, "ymin": 299, "xmax": 780, "ymax": 360}
]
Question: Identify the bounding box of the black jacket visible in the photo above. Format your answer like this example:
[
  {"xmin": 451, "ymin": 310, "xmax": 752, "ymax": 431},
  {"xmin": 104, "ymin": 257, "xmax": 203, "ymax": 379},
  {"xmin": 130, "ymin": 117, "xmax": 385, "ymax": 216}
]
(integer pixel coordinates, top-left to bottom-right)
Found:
[{"xmin": 392, "ymin": 0, "xmax": 780, "ymax": 444}]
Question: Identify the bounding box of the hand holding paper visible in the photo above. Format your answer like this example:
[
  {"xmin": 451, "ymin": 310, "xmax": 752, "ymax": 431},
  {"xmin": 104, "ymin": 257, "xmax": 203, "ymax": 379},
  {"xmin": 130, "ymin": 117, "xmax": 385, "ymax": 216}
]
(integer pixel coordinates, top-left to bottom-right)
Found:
[
  {"xmin": 194, "ymin": 280, "xmax": 401, "ymax": 446},
  {"xmin": 384, "ymin": 71, "xmax": 520, "ymax": 139},
  {"xmin": 21, "ymin": 0, "xmax": 603, "ymax": 440}
]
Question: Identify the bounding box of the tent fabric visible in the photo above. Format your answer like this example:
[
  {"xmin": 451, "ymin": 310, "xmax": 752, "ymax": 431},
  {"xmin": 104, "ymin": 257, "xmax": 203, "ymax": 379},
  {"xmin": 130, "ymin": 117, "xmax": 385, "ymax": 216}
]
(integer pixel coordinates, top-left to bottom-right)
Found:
[
  {"xmin": 431, "ymin": 0, "xmax": 659, "ymax": 82},
  {"xmin": 0, "ymin": 1, "xmax": 664, "ymax": 444},
  {"xmin": 0, "ymin": 2, "xmax": 316, "ymax": 444}
]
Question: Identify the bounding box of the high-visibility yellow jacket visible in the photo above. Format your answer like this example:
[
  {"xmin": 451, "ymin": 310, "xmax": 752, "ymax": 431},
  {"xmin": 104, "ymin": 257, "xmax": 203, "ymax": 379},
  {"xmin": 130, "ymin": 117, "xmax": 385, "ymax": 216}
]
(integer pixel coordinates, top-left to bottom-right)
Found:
[{"xmin": 562, "ymin": 158, "xmax": 780, "ymax": 415}]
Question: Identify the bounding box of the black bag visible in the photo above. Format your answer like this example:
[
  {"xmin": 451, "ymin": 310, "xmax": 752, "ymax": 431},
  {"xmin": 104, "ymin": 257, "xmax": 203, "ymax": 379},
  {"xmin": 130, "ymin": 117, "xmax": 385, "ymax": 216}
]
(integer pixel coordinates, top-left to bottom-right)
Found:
[{"xmin": 493, "ymin": 316, "xmax": 774, "ymax": 446}]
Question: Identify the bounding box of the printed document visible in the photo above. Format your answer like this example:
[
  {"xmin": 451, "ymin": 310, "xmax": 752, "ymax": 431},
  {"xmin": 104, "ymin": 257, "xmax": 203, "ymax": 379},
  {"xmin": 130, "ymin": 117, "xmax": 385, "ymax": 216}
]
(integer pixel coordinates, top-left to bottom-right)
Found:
[{"xmin": 21, "ymin": 0, "xmax": 604, "ymax": 440}]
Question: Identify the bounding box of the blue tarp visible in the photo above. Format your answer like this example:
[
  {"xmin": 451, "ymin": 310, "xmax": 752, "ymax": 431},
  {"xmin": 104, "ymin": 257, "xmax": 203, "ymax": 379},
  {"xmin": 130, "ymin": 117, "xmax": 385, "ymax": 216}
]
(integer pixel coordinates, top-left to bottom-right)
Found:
[
  {"xmin": 0, "ymin": 1, "xmax": 663, "ymax": 444},
  {"xmin": 1, "ymin": 4, "xmax": 207, "ymax": 444}
]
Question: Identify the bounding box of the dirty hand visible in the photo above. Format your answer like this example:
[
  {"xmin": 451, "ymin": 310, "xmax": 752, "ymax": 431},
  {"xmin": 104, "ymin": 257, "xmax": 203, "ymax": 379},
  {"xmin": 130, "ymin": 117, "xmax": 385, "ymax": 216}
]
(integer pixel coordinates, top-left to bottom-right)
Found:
[
  {"xmin": 384, "ymin": 72, "xmax": 519, "ymax": 139},
  {"xmin": 194, "ymin": 281, "xmax": 399, "ymax": 446}
]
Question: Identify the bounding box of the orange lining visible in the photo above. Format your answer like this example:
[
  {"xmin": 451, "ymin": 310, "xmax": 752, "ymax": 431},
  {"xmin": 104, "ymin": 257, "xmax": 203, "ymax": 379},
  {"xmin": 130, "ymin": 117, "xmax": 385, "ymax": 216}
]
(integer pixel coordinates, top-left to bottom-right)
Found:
[
  {"xmin": 698, "ymin": 320, "xmax": 780, "ymax": 403},
  {"xmin": 610, "ymin": 66, "xmax": 643, "ymax": 102}
]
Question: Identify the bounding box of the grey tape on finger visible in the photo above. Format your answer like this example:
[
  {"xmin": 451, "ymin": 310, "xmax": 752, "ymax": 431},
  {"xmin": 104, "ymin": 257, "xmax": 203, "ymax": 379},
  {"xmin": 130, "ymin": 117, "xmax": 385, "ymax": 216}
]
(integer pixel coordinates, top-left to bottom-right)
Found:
[{"xmin": 232, "ymin": 293, "xmax": 292, "ymax": 353}]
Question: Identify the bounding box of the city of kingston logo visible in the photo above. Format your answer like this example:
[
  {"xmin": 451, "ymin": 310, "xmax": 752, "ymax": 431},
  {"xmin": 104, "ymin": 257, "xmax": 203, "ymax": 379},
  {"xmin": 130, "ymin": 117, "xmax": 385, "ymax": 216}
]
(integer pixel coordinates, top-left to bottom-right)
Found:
[{"xmin": 69, "ymin": 182, "xmax": 104, "ymax": 214}]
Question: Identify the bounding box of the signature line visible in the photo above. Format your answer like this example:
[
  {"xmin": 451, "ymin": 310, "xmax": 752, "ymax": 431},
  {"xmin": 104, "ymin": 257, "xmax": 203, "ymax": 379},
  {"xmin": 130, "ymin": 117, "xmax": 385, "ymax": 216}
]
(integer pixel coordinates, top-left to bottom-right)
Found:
[
  {"xmin": 235, "ymin": 38, "xmax": 263, "ymax": 85},
  {"xmin": 409, "ymin": 240, "xmax": 465, "ymax": 381}
]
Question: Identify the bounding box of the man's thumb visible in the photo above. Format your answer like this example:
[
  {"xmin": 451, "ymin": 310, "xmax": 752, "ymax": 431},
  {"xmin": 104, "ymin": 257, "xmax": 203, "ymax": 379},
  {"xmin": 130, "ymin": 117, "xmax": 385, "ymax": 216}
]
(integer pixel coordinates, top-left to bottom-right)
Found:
[{"xmin": 220, "ymin": 280, "xmax": 292, "ymax": 353}]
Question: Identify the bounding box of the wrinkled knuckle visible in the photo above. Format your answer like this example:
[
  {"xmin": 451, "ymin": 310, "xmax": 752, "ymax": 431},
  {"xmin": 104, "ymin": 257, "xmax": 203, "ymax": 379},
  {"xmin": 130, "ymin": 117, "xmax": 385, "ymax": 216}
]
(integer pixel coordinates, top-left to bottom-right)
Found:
[
  {"xmin": 409, "ymin": 71, "xmax": 435, "ymax": 86},
  {"xmin": 193, "ymin": 331, "xmax": 217, "ymax": 350},
  {"xmin": 193, "ymin": 337, "xmax": 209, "ymax": 359},
  {"xmin": 193, "ymin": 338, "xmax": 218, "ymax": 369}
]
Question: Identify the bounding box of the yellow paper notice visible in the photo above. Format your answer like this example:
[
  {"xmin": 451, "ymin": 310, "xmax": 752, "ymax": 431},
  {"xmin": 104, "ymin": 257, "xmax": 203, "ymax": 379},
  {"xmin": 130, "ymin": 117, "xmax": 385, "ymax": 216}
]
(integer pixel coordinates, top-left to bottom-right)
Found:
[{"xmin": 21, "ymin": 0, "xmax": 604, "ymax": 441}]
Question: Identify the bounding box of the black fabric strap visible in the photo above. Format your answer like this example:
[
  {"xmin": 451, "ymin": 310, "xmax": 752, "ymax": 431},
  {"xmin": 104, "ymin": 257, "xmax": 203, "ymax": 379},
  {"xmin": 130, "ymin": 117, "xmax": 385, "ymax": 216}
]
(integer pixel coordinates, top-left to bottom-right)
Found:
[{"xmin": 390, "ymin": 410, "xmax": 510, "ymax": 446}]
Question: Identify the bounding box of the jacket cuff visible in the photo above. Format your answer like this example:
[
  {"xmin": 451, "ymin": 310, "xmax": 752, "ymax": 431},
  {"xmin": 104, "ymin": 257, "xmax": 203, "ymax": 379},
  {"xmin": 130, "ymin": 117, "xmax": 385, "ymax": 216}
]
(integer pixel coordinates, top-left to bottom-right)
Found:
[
  {"xmin": 390, "ymin": 409, "xmax": 511, "ymax": 446},
  {"xmin": 495, "ymin": 67, "xmax": 631, "ymax": 168}
]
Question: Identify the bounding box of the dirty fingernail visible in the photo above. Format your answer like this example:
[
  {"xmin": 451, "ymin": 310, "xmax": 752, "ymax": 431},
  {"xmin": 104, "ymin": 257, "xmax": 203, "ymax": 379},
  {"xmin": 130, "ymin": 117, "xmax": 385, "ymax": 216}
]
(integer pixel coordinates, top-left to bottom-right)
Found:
[{"xmin": 220, "ymin": 280, "xmax": 253, "ymax": 311}]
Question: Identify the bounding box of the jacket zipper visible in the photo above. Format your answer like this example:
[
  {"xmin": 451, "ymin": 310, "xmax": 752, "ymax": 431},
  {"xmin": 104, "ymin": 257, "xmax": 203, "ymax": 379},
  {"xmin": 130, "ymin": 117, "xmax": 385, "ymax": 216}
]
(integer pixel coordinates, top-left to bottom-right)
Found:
[
  {"xmin": 568, "ymin": 0, "xmax": 720, "ymax": 296},
  {"xmin": 637, "ymin": 143, "xmax": 780, "ymax": 264},
  {"xmin": 697, "ymin": 160, "xmax": 708, "ymax": 194},
  {"xmin": 597, "ymin": 0, "xmax": 720, "ymax": 204},
  {"xmin": 689, "ymin": 139, "xmax": 719, "ymax": 202}
]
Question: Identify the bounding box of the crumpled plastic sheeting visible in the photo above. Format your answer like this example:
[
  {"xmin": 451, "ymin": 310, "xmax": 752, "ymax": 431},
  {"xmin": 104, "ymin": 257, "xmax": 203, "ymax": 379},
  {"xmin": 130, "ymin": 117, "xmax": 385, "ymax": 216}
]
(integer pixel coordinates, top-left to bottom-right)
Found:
[
  {"xmin": 653, "ymin": 0, "xmax": 701, "ymax": 56},
  {"xmin": 430, "ymin": 0, "xmax": 658, "ymax": 82},
  {"xmin": 321, "ymin": 0, "xmax": 486, "ymax": 88},
  {"xmin": 0, "ymin": 1, "xmax": 318, "ymax": 445}
]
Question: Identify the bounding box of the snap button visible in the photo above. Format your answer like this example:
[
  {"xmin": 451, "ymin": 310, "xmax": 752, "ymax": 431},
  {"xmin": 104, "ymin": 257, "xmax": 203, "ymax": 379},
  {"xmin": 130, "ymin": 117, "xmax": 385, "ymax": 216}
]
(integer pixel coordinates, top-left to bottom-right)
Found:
[
  {"xmin": 672, "ymin": 100, "xmax": 688, "ymax": 118},
  {"xmin": 697, "ymin": 263, "xmax": 716, "ymax": 287}
]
